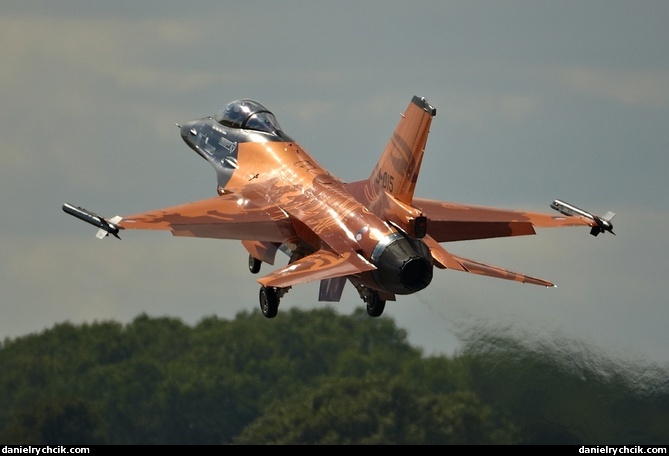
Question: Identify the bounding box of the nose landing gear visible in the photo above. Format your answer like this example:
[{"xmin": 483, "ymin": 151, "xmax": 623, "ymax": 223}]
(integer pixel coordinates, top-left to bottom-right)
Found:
[{"xmin": 248, "ymin": 255, "xmax": 262, "ymax": 274}]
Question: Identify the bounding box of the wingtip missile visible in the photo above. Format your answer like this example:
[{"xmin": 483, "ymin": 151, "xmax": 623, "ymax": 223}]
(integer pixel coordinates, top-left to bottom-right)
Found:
[
  {"xmin": 62, "ymin": 203, "xmax": 121, "ymax": 239},
  {"xmin": 550, "ymin": 199, "xmax": 615, "ymax": 236}
]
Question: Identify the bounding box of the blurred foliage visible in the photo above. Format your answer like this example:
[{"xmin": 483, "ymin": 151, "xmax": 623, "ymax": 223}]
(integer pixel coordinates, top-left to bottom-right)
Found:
[{"xmin": 0, "ymin": 307, "xmax": 667, "ymax": 444}]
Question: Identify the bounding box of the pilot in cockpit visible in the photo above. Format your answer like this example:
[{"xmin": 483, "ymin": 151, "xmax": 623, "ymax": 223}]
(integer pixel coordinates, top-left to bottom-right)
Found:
[
  {"xmin": 216, "ymin": 100, "xmax": 247, "ymax": 128},
  {"xmin": 245, "ymin": 111, "xmax": 282, "ymax": 134},
  {"xmin": 216, "ymin": 99, "xmax": 283, "ymax": 135}
]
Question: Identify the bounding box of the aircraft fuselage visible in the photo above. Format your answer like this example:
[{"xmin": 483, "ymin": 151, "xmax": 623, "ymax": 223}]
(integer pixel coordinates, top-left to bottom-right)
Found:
[{"xmin": 179, "ymin": 114, "xmax": 433, "ymax": 298}]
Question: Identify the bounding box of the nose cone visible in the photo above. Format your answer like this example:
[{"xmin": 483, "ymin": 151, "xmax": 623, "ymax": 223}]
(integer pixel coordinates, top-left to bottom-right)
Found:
[
  {"xmin": 180, "ymin": 120, "xmax": 209, "ymax": 161},
  {"xmin": 179, "ymin": 121, "xmax": 197, "ymax": 146}
]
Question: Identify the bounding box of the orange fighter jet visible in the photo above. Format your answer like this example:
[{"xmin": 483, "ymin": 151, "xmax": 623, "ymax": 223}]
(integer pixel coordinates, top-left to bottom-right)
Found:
[{"xmin": 63, "ymin": 96, "xmax": 615, "ymax": 318}]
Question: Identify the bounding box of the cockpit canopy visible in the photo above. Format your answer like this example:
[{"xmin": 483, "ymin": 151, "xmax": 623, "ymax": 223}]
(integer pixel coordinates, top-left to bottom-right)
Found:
[{"xmin": 215, "ymin": 99, "xmax": 283, "ymax": 134}]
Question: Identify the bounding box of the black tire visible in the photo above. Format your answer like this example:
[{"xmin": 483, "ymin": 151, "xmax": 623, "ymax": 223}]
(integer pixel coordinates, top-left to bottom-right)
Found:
[
  {"xmin": 248, "ymin": 255, "xmax": 262, "ymax": 274},
  {"xmin": 366, "ymin": 292, "xmax": 386, "ymax": 317},
  {"xmin": 259, "ymin": 286, "xmax": 279, "ymax": 318}
]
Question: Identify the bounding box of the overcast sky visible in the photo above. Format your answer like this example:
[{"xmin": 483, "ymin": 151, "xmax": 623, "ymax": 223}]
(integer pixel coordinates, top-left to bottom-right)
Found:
[{"xmin": 2, "ymin": 2, "xmax": 668, "ymax": 381}]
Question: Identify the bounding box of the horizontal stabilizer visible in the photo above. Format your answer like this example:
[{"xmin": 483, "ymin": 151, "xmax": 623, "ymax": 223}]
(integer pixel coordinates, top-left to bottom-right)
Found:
[
  {"xmin": 422, "ymin": 235, "xmax": 467, "ymax": 271},
  {"xmin": 452, "ymin": 255, "xmax": 555, "ymax": 287},
  {"xmin": 423, "ymin": 235, "xmax": 554, "ymax": 287},
  {"xmin": 258, "ymin": 250, "xmax": 375, "ymax": 289}
]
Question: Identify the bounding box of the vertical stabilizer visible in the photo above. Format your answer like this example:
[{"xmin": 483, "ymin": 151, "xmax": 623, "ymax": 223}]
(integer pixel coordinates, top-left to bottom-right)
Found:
[{"xmin": 368, "ymin": 96, "xmax": 436, "ymax": 205}]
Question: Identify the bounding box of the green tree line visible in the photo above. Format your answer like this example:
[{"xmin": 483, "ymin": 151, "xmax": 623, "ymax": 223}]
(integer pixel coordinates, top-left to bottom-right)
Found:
[{"xmin": 0, "ymin": 308, "xmax": 667, "ymax": 444}]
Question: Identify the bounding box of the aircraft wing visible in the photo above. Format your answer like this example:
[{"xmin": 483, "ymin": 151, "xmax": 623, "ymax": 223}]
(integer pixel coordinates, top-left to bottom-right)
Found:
[
  {"xmin": 413, "ymin": 198, "xmax": 597, "ymax": 242},
  {"xmin": 119, "ymin": 196, "xmax": 378, "ymax": 289},
  {"xmin": 117, "ymin": 194, "xmax": 296, "ymax": 243}
]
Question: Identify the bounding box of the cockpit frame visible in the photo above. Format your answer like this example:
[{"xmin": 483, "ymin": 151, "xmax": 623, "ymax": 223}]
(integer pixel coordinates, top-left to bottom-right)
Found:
[{"xmin": 215, "ymin": 99, "xmax": 283, "ymax": 134}]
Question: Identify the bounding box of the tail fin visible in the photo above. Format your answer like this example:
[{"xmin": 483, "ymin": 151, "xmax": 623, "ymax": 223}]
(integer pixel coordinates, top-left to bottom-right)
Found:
[{"xmin": 368, "ymin": 96, "xmax": 436, "ymax": 205}]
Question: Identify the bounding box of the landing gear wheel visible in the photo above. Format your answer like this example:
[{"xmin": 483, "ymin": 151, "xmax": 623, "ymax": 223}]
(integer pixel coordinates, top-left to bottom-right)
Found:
[
  {"xmin": 259, "ymin": 286, "xmax": 279, "ymax": 318},
  {"xmin": 248, "ymin": 255, "xmax": 262, "ymax": 274},
  {"xmin": 366, "ymin": 292, "xmax": 386, "ymax": 317}
]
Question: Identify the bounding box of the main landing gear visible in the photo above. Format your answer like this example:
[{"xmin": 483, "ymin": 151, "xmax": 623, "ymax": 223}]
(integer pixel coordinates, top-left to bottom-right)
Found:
[
  {"xmin": 365, "ymin": 292, "xmax": 386, "ymax": 317},
  {"xmin": 258, "ymin": 286, "xmax": 290, "ymax": 319},
  {"xmin": 259, "ymin": 286, "xmax": 278, "ymax": 318},
  {"xmin": 353, "ymin": 283, "xmax": 386, "ymax": 317},
  {"xmin": 251, "ymin": 254, "xmax": 387, "ymax": 319}
]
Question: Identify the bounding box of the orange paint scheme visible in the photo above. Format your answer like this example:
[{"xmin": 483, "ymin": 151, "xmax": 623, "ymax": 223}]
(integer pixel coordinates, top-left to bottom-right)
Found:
[{"xmin": 64, "ymin": 96, "xmax": 614, "ymax": 318}]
